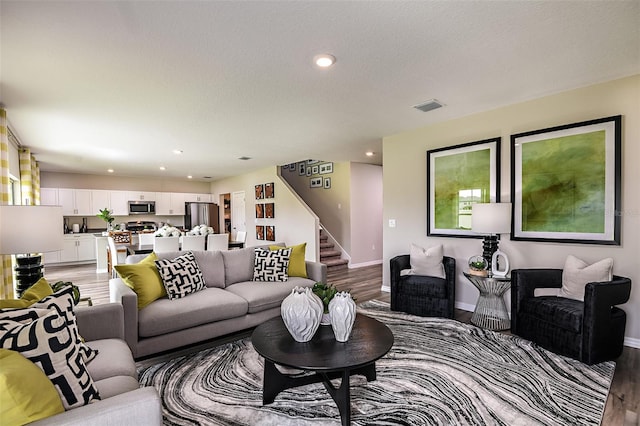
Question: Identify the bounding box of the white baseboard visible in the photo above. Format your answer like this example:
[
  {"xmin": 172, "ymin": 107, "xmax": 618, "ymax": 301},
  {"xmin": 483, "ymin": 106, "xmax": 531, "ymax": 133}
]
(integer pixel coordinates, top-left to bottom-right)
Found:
[
  {"xmin": 349, "ymin": 259, "xmax": 383, "ymax": 269},
  {"xmin": 455, "ymin": 301, "xmax": 476, "ymax": 312},
  {"xmin": 624, "ymin": 337, "xmax": 640, "ymax": 349},
  {"xmin": 381, "ymin": 285, "xmax": 390, "ymax": 293}
]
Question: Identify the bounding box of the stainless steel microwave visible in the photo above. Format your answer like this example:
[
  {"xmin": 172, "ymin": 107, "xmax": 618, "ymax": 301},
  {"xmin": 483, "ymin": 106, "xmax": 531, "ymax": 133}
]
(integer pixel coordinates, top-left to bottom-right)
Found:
[{"xmin": 128, "ymin": 200, "xmax": 156, "ymax": 215}]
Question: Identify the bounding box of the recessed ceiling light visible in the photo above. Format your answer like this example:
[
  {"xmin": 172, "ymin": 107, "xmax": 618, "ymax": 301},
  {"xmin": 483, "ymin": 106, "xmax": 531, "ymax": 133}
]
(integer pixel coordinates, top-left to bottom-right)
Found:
[
  {"xmin": 107, "ymin": 168, "xmax": 114, "ymax": 173},
  {"xmin": 159, "ymin": 166, "xmax": 166, "ymax": 171},
  {"xmin": 365, "ymin": 151, "xmax": 375, "ymax": 157},
  {"xmin": 313, "ymin": 54, "xmax": 336, "ymax": 68},
  {"xmin": 238, "ymin": 156, "xmax": 252, "ymax": 161},
  {"xmin": 173, "ymin": 149, "xmax": 183, "ymax": 155},
  {"xmin": 187, "ymin": 175, "xmax": 193, "ymax": 179}
]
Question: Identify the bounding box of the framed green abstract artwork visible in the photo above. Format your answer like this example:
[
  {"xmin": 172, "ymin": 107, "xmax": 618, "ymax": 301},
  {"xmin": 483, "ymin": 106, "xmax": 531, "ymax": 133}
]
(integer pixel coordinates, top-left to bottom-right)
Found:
[
  {"xmin": 511, "ymin": 115, "xmax": 621, "ymax": 245},
  {"xmin": 427, "ymin": 137, "xmax": 501, "ymax": 237}
]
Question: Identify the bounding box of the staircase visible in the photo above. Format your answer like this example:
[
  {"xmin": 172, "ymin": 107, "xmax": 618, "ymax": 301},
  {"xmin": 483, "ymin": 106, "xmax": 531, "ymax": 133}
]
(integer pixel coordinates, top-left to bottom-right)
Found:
[{"xmin": 319, "ymin": 231, "xmax": 348, "ymax": 272}]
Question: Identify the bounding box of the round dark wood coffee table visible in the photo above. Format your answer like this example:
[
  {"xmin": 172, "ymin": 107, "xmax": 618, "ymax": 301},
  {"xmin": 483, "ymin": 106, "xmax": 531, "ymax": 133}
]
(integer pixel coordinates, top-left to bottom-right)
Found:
[{"xmin": 252, "ymin": 313, "xmax": 394, "ymax": 426}]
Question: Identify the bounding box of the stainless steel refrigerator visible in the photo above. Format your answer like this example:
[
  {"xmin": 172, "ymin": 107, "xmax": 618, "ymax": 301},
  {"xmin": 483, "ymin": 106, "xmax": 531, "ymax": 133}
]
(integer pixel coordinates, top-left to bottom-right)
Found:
[{"xmin": 184, "ymin": 202, "xmax": 220, "ymax": 233}]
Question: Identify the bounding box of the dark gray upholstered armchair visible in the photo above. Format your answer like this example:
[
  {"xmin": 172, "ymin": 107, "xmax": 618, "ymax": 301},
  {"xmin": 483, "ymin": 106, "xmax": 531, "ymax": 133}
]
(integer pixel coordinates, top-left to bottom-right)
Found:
[
  {"xmin": 511, "ymin": 268, "xmax": 631, "ymax": 365},
  {"xmin": 390, "ymin": 255, "xmax": 456, "ymax": 319}
]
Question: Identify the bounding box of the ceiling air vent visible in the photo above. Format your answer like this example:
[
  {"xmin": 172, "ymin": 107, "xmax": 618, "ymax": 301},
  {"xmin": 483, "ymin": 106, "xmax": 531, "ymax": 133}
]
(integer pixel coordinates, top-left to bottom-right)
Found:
[{"xmin": 413, "ymin": 99, "xmax": 443, "ymax": 113}]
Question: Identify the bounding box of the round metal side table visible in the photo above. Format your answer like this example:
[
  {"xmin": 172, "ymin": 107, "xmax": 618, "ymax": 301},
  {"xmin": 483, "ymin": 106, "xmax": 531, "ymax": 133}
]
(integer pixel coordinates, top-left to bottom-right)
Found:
[{"xmin": 463, "ymin": 272, "xmax": 511, "ymax": 331}]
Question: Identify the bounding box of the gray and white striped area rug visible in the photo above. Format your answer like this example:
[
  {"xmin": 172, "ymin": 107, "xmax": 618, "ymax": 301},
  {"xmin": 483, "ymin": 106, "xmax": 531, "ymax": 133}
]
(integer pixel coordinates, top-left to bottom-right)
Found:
[{"xmin": 138, "ymin": 300, "xmax": 614, "ymax": 425}]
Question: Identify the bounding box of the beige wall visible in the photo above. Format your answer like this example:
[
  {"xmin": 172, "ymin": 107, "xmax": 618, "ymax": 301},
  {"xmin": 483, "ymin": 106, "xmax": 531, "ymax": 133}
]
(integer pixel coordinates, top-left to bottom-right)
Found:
[
  {"xmin": 210, "ymin": 166, "xmax": 319, "ymax": 261},
  {"xmin": 41, "ymin": 172, "xmax": 211, "ymax": 193},
  {"xmin": 282, "ymin": 161, "xmax": 383, "ymax": 266},
  {"xmin": 383, "ymin": 75, "xmax": 640, "ymax": 344},
  {"xmin": 349, "ymin": 163, "xmax": 383, "ymax": 265},
  {"xmin": 282, "ymin": 162, "xmax": 352, "ymax": 253}
]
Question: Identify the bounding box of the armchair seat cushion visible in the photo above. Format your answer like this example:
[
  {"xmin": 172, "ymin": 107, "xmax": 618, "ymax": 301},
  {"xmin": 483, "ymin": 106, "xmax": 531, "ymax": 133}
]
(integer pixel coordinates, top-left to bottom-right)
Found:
[
  {"xmin": 397, "ymin": 275, "xmax": 448, "ymax": 299},
  {"xmin": 521, "ymin": 296, "xmax": 583, "ymax": 333}
]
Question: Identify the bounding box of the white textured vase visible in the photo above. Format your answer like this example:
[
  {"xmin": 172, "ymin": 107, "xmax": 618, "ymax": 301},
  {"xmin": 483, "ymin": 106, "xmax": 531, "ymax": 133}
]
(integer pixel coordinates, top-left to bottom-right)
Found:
[
  {"xmin": 280, "ymin": 287, "xmax": 323, "ymax": 342},
  {"xmin": 328, "ymin": 292, "xmax": 356, "ymax": 342}
]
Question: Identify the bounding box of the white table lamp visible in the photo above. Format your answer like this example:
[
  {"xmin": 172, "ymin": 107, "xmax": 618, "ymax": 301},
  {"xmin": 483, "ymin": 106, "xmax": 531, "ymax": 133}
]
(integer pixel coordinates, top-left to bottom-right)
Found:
[{"xmin": 471, "ymin": 203, "xmax": 512, "ymax": 277}]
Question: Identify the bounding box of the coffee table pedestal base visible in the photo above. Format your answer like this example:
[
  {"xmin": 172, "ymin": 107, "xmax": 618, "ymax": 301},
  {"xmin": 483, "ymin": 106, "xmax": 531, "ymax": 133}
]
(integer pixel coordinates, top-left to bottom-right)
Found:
[{"xmin": 263, "ymin": 360, "xmax": 377, "ymax": 426}]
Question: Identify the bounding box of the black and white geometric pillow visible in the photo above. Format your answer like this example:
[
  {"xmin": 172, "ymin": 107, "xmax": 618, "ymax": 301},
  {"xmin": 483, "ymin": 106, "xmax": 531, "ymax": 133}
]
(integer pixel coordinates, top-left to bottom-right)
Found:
[
  {"xmin": 155, "ymin": 251, "xmax": 206, "ymax": 300},
  {"xmin": 0, "ymin": 287, "xmax": 98, "ymax": 364},
  {"xmin": 253, "ymin": 248, "xmax": 291, "ymax": 282},
  {"xmin": 0, "ymin": 310, "xmax": 100, "ymax": 410},
  {"xmin": 0, "ymin": 286, "xmax": 98, "ymax": 364}
]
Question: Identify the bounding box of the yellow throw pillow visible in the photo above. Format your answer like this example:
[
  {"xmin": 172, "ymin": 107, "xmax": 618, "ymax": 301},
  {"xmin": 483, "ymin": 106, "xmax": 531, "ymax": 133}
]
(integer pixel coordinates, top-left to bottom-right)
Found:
[
  {"xmin": 0, "ymin": 349, "xmax": 65, "ymax": 424},
  {"xmin": 0, "ymin": 278, "xmax": 53, "ymax": 309},
  {"xmin": 270, "ymin": 243, "xmax": 307, "ymax": 278},
  {"xmin": 114, "ymin": 252, "xmax": 166, "ymax": 309}
]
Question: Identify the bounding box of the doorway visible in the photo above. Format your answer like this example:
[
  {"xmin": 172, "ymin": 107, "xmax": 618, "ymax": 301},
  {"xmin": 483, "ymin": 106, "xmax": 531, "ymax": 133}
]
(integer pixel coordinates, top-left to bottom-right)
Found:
[{"xmin": 231, "ymin": 191, "xmax": 246, "ymax": 240}]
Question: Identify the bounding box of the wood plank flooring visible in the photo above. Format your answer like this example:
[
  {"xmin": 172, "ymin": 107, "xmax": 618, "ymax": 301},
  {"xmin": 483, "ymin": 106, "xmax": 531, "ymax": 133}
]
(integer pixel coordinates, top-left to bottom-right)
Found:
[{"xmin": 44, "ymin": 262, "xmax": 638, "ymax": 425}]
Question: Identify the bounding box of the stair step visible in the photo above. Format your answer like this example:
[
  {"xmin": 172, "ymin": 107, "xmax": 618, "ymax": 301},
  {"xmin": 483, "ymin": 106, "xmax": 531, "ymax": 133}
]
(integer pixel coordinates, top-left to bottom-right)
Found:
[
  {"xmin": 320, "ymin": 242, "xmax": 334, "ymax": 250},
  {"xmin": 320, "ymin": 235, "xmax": 328, "ymax": 242},
  {"xmin": 320, "ymin": 250, "xmax": 341, "ymax": 259},
  {"xmin": 322, "ymin": 258, "xmax": 349, "ymax": 268}
]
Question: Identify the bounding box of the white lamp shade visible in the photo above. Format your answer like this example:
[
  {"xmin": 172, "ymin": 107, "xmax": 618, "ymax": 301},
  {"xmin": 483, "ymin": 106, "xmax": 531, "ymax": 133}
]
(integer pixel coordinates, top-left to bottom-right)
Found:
[
  {"xmin": 0, "ymin": 205, "xmax": 64, "ymax": 254},
  {"xmin": 471, "ymin": 203, "xmax": 512, "ymax": 234}
]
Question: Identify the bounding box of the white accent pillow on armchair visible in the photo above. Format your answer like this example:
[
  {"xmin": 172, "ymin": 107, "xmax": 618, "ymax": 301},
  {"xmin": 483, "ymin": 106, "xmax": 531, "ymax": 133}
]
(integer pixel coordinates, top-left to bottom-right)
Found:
[
  {"xmin": 403, "ymin": 243, "xmax": 445, "ymax": 279},
  {"xmin": 560, "ymin": 255, "xmax": 613, "ymax": 301}
]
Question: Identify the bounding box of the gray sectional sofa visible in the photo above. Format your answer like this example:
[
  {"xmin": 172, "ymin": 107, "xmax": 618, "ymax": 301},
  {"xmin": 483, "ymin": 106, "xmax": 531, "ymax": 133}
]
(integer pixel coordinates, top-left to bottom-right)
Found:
[
  {"xmin": 109, "ymin": 246, "xmax": 327, "ymax": 359},
  {"xmin": 33, "ymin": 303, "xmax": 162, "ymax": 425}
]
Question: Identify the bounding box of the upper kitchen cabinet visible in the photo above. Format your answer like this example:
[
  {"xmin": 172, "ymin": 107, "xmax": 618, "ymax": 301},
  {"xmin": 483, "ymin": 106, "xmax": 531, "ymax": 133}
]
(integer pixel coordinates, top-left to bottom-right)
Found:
[
  {"xmin": 40, "ymin": 188, "xmax": 58, "ymax": 206},
  {"xmin": 58, "ymin": 188, "xmax": 93, "ymax": 216},
  {"xmin": 91, "ymin": 190, "xmax": 110, "ymax": 215},
  {"xmin": 129, "ymin": 191, "xmax": 156, "ymax": 201},
  {"xmin": 184, "ymin": 193, "xmax": 212, "ymax": 203},
  {"xmin": 110, "ymin": 191, "xmax": 130, "ymax": 216},
  {"xmin": 156, "ymin": 192, "xmax": 185, "ymax": 215}
]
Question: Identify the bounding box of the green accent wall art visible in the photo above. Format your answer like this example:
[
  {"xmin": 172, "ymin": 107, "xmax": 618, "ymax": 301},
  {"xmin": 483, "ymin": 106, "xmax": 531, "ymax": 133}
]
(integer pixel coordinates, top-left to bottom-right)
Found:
[
  {"xmin": 427, "ymin": 138, "xmax": 501, "ymax": 237},
  {"xmin": 511, "ymin": 115, "xmax": 621, "ymax": 245}
]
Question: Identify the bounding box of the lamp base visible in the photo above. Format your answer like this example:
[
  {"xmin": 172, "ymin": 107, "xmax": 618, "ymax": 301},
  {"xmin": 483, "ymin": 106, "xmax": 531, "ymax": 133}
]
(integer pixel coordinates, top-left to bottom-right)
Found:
[
  {"xmin": 14, "ymin": 255, "xmax": 44, "ymax": 297},
  {"xmin": 481, "ymin": 235, "xmax": 499, "ymax": 269}
]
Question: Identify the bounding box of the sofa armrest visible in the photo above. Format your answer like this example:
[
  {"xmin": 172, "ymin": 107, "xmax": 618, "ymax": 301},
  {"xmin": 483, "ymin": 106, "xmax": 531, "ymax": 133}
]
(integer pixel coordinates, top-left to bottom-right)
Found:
[
  {"xmin": 511, "ymin": 268, "xmax": 563, "ymax": 333},
  {"xmin": 305, "ymin": 261, "xmax": 327, "ymax": 283},
  {"xmin": 390, "ymin": 255, "xmax": 410, "ymax": 309},
  {"xmin": 109, "ymin": 278, "xmax": 139, "ymax": 357},
  {"xmin": 75, "ymin": 303, "xmax": 124, "ymax": 342},
  {"xmin": 29, "ymin": 387, "xmax": 162, "ymax": 426}
]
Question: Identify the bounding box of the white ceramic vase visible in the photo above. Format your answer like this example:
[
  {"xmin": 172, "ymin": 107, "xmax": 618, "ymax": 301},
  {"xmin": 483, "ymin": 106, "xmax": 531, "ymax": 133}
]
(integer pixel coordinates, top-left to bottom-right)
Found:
[
  {"xmin": 328, "ymin": 292, "xmax": 356, "ymax": 342},
  {"xmin": 280, "ymin": 287, "xmax": 323, "ymax": 342}
]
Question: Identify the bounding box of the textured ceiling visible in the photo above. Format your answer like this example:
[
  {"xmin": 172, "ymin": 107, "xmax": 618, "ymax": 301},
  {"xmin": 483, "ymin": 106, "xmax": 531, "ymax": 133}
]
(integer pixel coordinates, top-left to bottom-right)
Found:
[{"xmin": 1, "ymin": 1, "xmax": 638, "ymax": 181}]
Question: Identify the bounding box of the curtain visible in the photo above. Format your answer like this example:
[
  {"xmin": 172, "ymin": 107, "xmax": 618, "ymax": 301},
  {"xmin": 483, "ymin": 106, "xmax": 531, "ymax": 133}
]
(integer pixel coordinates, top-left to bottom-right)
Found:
[
  {"xmin": 0, "ymin": 108, "xmax": 14, "ymax": 298},
  {"xmin": 20, "ymin": 147, "xmax": 40, "ymax": 206}
]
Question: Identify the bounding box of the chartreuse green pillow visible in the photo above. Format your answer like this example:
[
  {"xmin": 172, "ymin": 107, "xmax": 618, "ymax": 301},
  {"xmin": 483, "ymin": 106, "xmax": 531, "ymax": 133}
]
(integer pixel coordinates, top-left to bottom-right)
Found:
[
  {"xmin": 270, "ymin": 243, "xmax": 307, "ymax": 278},
  {"xmin": 0, "ymin": 348, "xmax": 65, "ymax": 424},
  {"xmin": 114, "ymin": 252, "xmax": 166, "ymax": 309},
  {"xmin": 0, "ymin": 277, "xmax": 53, "ymax": 309}
]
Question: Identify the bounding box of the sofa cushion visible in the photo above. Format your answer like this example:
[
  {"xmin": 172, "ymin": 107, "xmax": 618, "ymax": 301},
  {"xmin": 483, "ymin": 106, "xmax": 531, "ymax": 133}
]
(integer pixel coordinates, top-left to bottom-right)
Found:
[
  {"xmin": 521, "ymin": 296, "xmax": 583, "ymax": 333},
  {"xmin": 408, "ymin": 243, "xmax": 445, "ymax": 279},
  {"xmin": 115, "ymin": 252, "xmax": 167, "ymax": 309},
  {"xmin": 0, "ymin": 277, "xmax": 53, "ymax": 309},
  {"xmin": 253, "ymin": 248, "xmax": 291, "ymax": 282},
  {"xmin": 85, "ymin": 339, "xmax": 137, "ymax": 382},
  {"xmin": 0, "ymin": 310, "xmax": 100, "ymax": 410},
  {"xmin": 225, "ymin": 277, "xmax": 314, "ymax": 314},
  {"xmin": 398, "ymin": 275, "xmax": 448, "ymax": 299},
  {"xmin": 155, "ymin": 252, "xmax": 206, "ymax": 300},
  {"xmin": 191, "ymin": 250, "xmax": 225, "ymax": 288},
  {"xmin": 92, "ymin": 376, "xmax": 141, "ymax": 400},
  {"xmin": 0, "ymin": 348, "xmax": 65, "ymax": 424},
  {"xmin": 221, "ymin": 247, "xmax": 255, "ymax": 285},
  {"xmin": 0, "ymin": 286, "xmax": 98, "ymax": 364},
  {"xmin": 138, "ymin": 288, "xmax": 248, "ymax": 337},
  {"xmin": 270, "ymin": 243, "xmax": 307, "ymax": 278}
]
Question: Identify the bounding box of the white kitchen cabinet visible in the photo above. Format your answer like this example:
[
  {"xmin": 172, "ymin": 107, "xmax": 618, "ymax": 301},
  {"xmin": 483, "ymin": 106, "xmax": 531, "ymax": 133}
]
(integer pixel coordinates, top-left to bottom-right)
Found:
[
  {"xmin": 156, "ymin": 192, "xmax": 185, "ymax": 215},
  {"xmin": 40, "ymin": 188, "xmax": 58, "ymax": 206},
  {"xmin": 109, "ymin": 190, "xmax": 130, "ymax": 216},
  {"xmin": 58, "ymin": 189, "xmax": 93, "ymax": 216},
  {"xmin": 43, "ymin": 250, "xmax": 61, "ymax": 264},
  {"xmin": 91, "ymin": 190, "xmax": 110, "ymax": 215},
  {"xmin": 55, "ymin": 234, "xmax": 97, "ymax": 264},
  {"xmin": 129, "ymin": 191, "xmax": 156, "ymax": 201},
  {"xmin": 184, "ymin": 193, "xmax": 212, "ymax": 203}
]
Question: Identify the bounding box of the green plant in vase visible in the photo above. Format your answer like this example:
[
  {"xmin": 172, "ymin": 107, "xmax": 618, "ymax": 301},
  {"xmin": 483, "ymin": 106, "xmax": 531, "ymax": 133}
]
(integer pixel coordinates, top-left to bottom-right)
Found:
[
  {"xmin": 96, "ymin": 208, "xmax": 114, "ymax": 232},
  {"xmin": 312, "ymin": 282, "xmax": 338, "ymax": 314}
]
